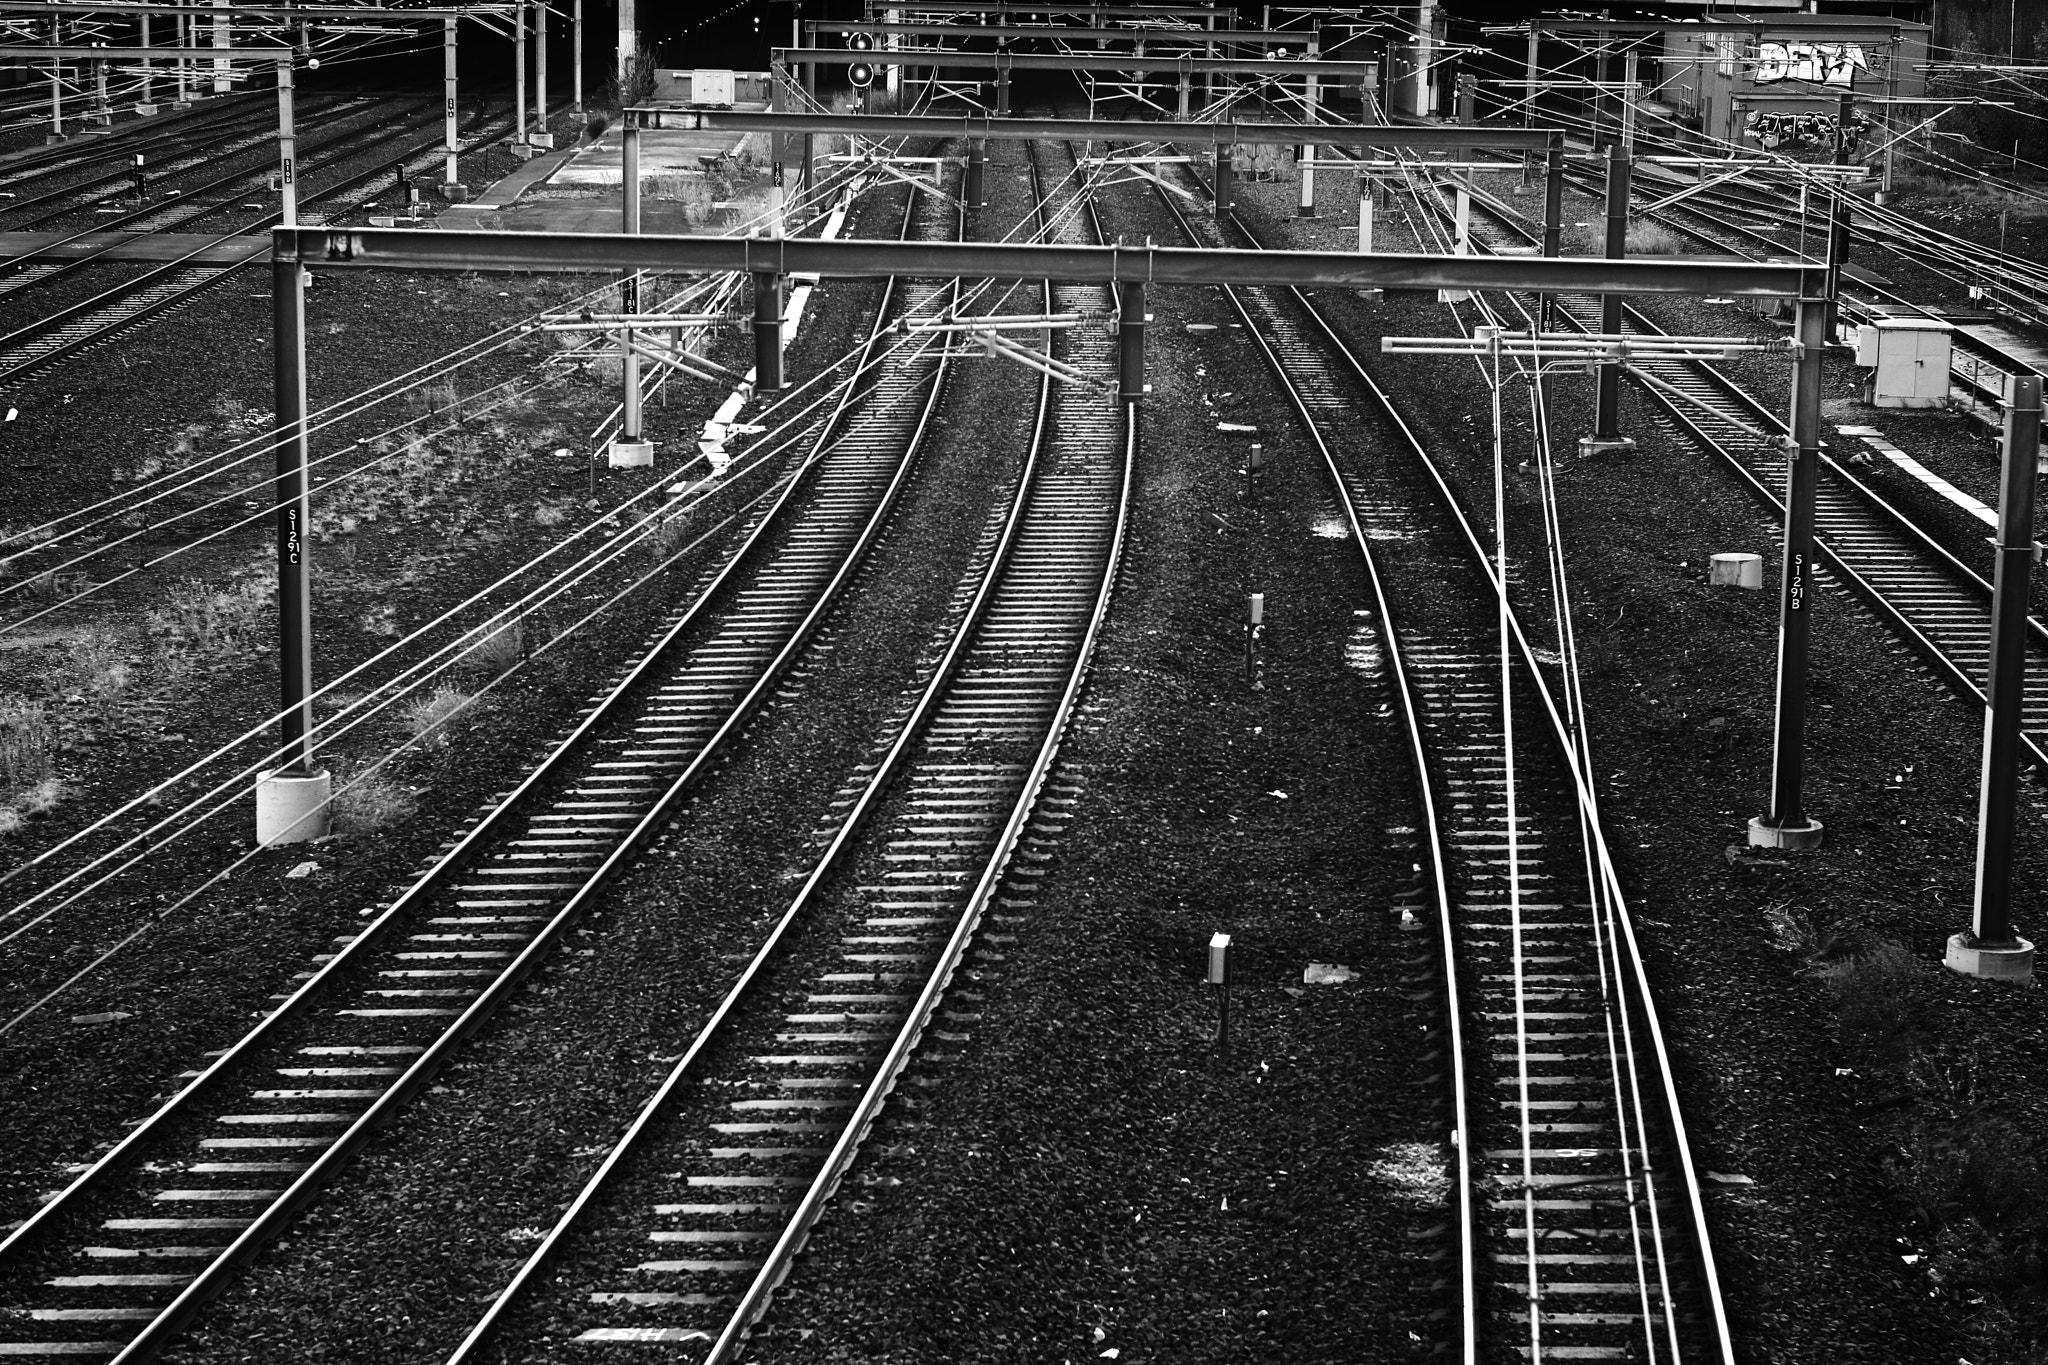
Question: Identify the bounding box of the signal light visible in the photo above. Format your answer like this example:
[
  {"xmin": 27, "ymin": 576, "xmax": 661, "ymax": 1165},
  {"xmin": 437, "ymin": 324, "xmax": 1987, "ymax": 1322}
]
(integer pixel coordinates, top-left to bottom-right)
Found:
[{"xmin": 847, "ymin": 29, "xmax": 875, "ymax": 89}]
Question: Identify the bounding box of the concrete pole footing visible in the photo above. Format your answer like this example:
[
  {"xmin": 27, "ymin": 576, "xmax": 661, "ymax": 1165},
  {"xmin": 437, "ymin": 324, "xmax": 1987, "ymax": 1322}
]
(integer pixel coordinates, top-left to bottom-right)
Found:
[
  {"xmin": 1944, "ymin": 932, "xmax": 2036, "ymax": 984},
  {"xmin": 608, "ymin": 439, "xmax": 654, "ymax": 468},
  {"xmin": 1710, "ymin": 552, "xmax": 1765, "ymax": 589},
  {"xmin": 442, "ymin": 182, "xmax": 472, "ymax": 202},
  {"xmin": 1747, "ymin": 815, "xmax": 1823, "ymax": 850},
  {"xmin": 256, "ymin": 767, "xmax": 332, "ymax": 846},
  {"xmin": 1576, "ymin": 435, "xmax": 1637, "ymax": 459}
]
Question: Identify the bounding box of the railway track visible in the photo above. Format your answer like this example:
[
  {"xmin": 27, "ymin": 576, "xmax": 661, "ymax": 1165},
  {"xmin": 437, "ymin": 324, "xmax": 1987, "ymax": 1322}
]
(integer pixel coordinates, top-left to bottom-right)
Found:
[
  {"xmin": 0, "ymin": 98, "xmax": 516, "ymax": 389},
  {"xmin": 1125, "ymin": 142, "xmax": 1733, "ymax": 1364},
  {"xmin": 1434, "ymin": 174, "xmax": 2048, "ymax": 771},
  {"xmin": 0, "ymin": 149, "xmax": 956, "ymax": 1363},
  {"xmin": 0, "ymin": 91, "xmax": 333, "ymax": 226},
  {"xmin": 424, "ymin": 129, "xmax": 1131, "ymax": 1365}
]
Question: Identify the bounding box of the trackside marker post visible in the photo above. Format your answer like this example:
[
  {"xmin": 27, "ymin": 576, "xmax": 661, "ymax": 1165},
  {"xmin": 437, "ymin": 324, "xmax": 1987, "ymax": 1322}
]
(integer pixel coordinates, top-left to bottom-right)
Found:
[
  {"xmin": 1208, "ymin": 932, "xmax": 1231, "ymax": 1063},
  {"xmin": 1950, "ymin": 372, "xmax": 2042, "ymax": 984}
]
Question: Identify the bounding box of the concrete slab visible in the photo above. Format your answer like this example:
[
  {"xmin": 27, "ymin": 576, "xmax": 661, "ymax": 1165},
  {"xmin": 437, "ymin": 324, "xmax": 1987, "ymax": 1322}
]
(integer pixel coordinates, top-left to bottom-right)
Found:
[{"xmin": 550, "ymin": 121, "xmax": 763, "ymax": 189}]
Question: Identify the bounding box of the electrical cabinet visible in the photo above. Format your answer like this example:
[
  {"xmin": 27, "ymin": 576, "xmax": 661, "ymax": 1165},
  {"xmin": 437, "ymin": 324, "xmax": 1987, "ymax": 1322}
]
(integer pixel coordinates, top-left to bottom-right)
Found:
[
  {"xmin": 689, "ymin": 69, "xmax": 735, "ymax": 107},
  {"xmin": 1854, "ymin": 318, "xmax": 1952, "ymax": 409}
]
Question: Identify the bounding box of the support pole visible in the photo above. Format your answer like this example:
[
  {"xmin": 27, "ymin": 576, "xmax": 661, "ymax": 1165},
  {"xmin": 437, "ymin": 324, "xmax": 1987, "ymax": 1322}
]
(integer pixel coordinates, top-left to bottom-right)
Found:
[
  {"xmin": 1522, "ymin": 28, "xmax": 1537, "ymax": 183},
  {"xmin": 139, "ymin": 12, "xmax": 152, "ymax": 112},
  {"xmin": 442, "ymin": 19, "xmax": 463, "ymax": 194},
  {"xmin": 1621, "ymin": 48, "xmax": 1638, "ymax": 148},
  {"xmin": 256, "ymin": 253, "xmax": 329, "ymax": 844},
  {"xmin": 1357, "ymin": 174, "xmax": 1372, "ymax": 252},
  {"xmin": 967, "ymin": 138, "xmax": 985, "ymax": 208},
  {"xmin": 1749, "ymin": 297, "xmax": 1827, "ymax": 850},
  {"xmin": 1539, "ymin": 141, "xmax": 1563, "ymax": 330},
  {"xmin": 271, "ymin": 256, "xmax": 314, "ymax": 775},
  {"xmin": 996, "ymin": 52, "xmax": 1010, "ymax": 116},
  {"xmin": 1950, "ymin": 373, "xmax": 2043, "ymax": 982},
  {"xmin": 94, "ymin": 50, "xmax": 109, "ymax": 126},
  {"xmin": 1823, "ymin": 92, "xmax": 1852, "ymax": 345},
  {"xmin": 618, "ymin": 0, "xmax": 634, "ymax": 87},
  {"xmin": 1213, "ymin": 140, "xmax": 1232, "ymax": 218},
  {"xmin": 1581, "ymin": 143, "xmax": 1635, "ymax": 456},
  {"xmin": 46, "ymin": 18, "xmax": 62, "ymax": 142},
  {"xmin": 621, "ymin": 123, "xmax": 642, "ymax": 444},
  {"xmin": 572, "ymin": 0, "xmax": 583, "ymax": 118},
  {"xmin": 513, "ymin": 0, "xmax": 527, "ymax": 146},
  {"xmin": 176, "ymin": 5, "xmax": 189, "ymax": 105},
  {"xmin": 534, "ymin": 0, "xmax": 549, "ymax": 147},
  {"xmin": 1118, "ymin": 278, "xmax": 1146, "ymax": 402},
  {"xmin": 753, "ymin": 266, "xmax": 784, "ymax": 391},
  {"xmin": 1299, "ymin": 71, "xmax": 1316, "ymax": 218},
  {"xmin": 276, "ymin": 58, "xmax": 295, "ymax": 227},
  {"xmin": 212, "ymin": 0, "xmax": 229, "ymax": 94}
]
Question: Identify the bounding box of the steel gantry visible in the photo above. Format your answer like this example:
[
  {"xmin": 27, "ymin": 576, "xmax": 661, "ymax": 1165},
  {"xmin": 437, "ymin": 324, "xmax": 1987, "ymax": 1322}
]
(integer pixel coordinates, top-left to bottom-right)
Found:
[
  {"xmin": 259, "ymin": 221, "xmax": 1814, "ymax": 835},
  {"xmin": 625, "ymin": 107, "xmax": 1566, "ymax": 249}
]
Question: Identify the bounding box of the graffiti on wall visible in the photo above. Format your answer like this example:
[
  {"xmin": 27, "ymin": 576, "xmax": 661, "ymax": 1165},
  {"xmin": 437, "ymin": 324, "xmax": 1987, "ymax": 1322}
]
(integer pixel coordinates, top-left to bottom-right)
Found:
[
  {"xmin": 1743, "ymin": 108, "xmax": 1875, "ymax": 152},
  {"xmin": 1753, "ymin": 41, "xmax": 1871, "ymax": 88}
]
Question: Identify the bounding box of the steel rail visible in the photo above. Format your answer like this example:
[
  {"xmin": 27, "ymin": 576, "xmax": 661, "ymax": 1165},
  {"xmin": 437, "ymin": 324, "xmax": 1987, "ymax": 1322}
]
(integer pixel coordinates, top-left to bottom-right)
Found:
[
  {"xmin": 0, "ymin": 100, "xmax": 529, "ymax": 388},
  {"xmin": 436, "ymin": 167, "xmax": 985, "ymax": 1365},
  {"xmin": 0, "ymin": 91, "xmax": 291, "ymax": 208},
  {"xmin": 702, "ymin": 131, "xmax": 1129, "ymax": 1365},
  {"xmin": 0, "ymin": 172, "xmax": 938, "ymax": 1365},
  {"xmin": 1142, "ymin": 162, "xmax": 1478, "ymax": 1363},
  {"xmin": 0, "ymin": 93, "xmax": 429, "ymax": 274},
  {"xmin": 1157, "ymin": 141, "xmax": 1737, "ymax": 1362},
  {"xmin": 1442, "ymin": 163, "xmax": 2048, "ymax": 770},
  {"xmin": 0, "ymin": 90, "xmax": 388, "ymax": 238},
  {"xmin": 0, "ymin": 87, "xmax": 271, "ymax": 182}
]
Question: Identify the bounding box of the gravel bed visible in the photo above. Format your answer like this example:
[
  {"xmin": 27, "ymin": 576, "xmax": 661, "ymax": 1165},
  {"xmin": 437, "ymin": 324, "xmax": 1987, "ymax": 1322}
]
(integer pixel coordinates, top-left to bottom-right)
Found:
[
  {"xmin": 0, "ymin": 101, "xmax": 815, "ymax": 1231},
  {"xmin": 147, "ymin": 159, "xmax": 1110, "ymax": 1364}
]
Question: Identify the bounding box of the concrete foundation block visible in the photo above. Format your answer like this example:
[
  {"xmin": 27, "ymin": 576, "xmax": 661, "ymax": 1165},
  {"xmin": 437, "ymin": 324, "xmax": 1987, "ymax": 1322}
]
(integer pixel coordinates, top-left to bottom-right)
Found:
[
  {"xmin": 608, "ymin": 439, "xmax": 654, "ymax": 469},
  {"xmin": 529, "ymin": 132, "xmax": 555, "ymax": 150},
  {"xmin": 442, "ymin": 181, "xmax": 472, "ymax": 203},
  {"xmin": 134, "ymin": 102, "xmax": 159, "ymax": 116},
  {"xmin": 1945, "ymin": 933, "xmax": 2036, "ymax": 984},
  {"xmin": 1710, "ymin": 552, "xmax": 1765, "ymax": 589},
  {"xmin": 1748, "ymin": 815, "xmax": 1823, "ymax": 850},
  {"xmin": 256, "ymin": 767, "xmax": 332, "ymax": 846},
  {"xmin": 1577, "ymin": 434, "xmax": 1638, "ymax": 460},
  {"xmin": 509, "ymin": 141, "xmax": 536, "ymax": 161}
]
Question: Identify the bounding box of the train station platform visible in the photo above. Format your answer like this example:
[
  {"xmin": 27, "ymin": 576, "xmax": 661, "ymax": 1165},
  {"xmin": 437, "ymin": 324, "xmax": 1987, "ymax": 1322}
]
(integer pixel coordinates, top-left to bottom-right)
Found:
[{"xmin": 435, "ymin": 112, "xmax": 763, "ymax": 235}]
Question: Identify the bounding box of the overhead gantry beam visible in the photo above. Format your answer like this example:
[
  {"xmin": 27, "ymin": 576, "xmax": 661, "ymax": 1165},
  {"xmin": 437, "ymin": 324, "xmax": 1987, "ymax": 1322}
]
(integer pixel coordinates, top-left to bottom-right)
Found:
[
  {"xmin": 776, "ymin": 46, "xmax": 1367, "ymax": 79},
  {"xmin": 272, "ymin": 226, "xmax": 1815, "ymax": 298},
  {"xmin": 810, "ymin": 22, "xmax": 1318, "ymax": 47},
  {"xmin": 0, "ymin": 2, "xmax": 508, "ymax": 17},
  {"xmin": 861, "ymin": 1, "xmax": 1234, "ymax": 17},
  {"xmin": 623, "ymin": 105, "xmax": 1566, "ymax": 153}
]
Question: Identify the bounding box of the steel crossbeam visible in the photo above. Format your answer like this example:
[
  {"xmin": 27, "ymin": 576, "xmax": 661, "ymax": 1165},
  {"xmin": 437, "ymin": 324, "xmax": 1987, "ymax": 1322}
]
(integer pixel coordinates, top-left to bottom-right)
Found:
[
  {"xmin": 272, "ymin": 227, "xmax": 1815, "ymax": 297},
  {"xmin": 812, "ymin": 21, "xmax": 1315, "ymax": 46},
  {"xmin": 775, "ymin": 45, "xmax": 1365, "ymax": 78},
  {"xmin": 624, "ymin": 107, "xmax": 1564, "ymax": 153},
  {"xmin": 861, "ymin": 0, "xmax": 1233, "ymax": 15}
]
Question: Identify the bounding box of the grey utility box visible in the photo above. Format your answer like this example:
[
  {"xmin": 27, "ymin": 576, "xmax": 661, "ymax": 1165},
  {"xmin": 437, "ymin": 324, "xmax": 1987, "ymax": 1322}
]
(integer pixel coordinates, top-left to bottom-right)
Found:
[{"xmin": 1854, "ymin": 318, "xmax": 1953, "ymax": 409}]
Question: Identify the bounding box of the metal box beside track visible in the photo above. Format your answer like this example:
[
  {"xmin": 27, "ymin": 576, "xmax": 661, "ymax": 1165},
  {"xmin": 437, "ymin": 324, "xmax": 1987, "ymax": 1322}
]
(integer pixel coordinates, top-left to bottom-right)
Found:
[{"xmin": 1855, "ymin": 317, "xmax": 1953, "ymax": 409}]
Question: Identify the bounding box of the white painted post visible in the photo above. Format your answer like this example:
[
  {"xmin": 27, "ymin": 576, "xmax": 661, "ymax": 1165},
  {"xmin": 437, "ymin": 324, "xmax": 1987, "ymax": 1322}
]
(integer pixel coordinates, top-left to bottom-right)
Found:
[
  {"xmin": 277, "ymin": 58, "xmax": 295, "ymax": 226},
  {"xmin": 513, "ymin": 0, "xmax": 527, "ymax": 145},
  {"xmin": 534, "ymin": 0, "xmax": 549, "ymax": 146},
  {"xmin": 212, "ymin": 0, "xmax": 230, "ymax": 94},
  {"xmin": 618, "ymin": 0, "xmax": 634, "ymax": 86},
  {"xmin": 572, "ymin": 0, "xmax": 583, "ymax": 119},
  {"xmin": 443, "ymin": 18, "xmax": 460, "ymax": 191},
  {"xmin": 1358, "ymin": 175, "xmax": 1373, "ymax": 252}
]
